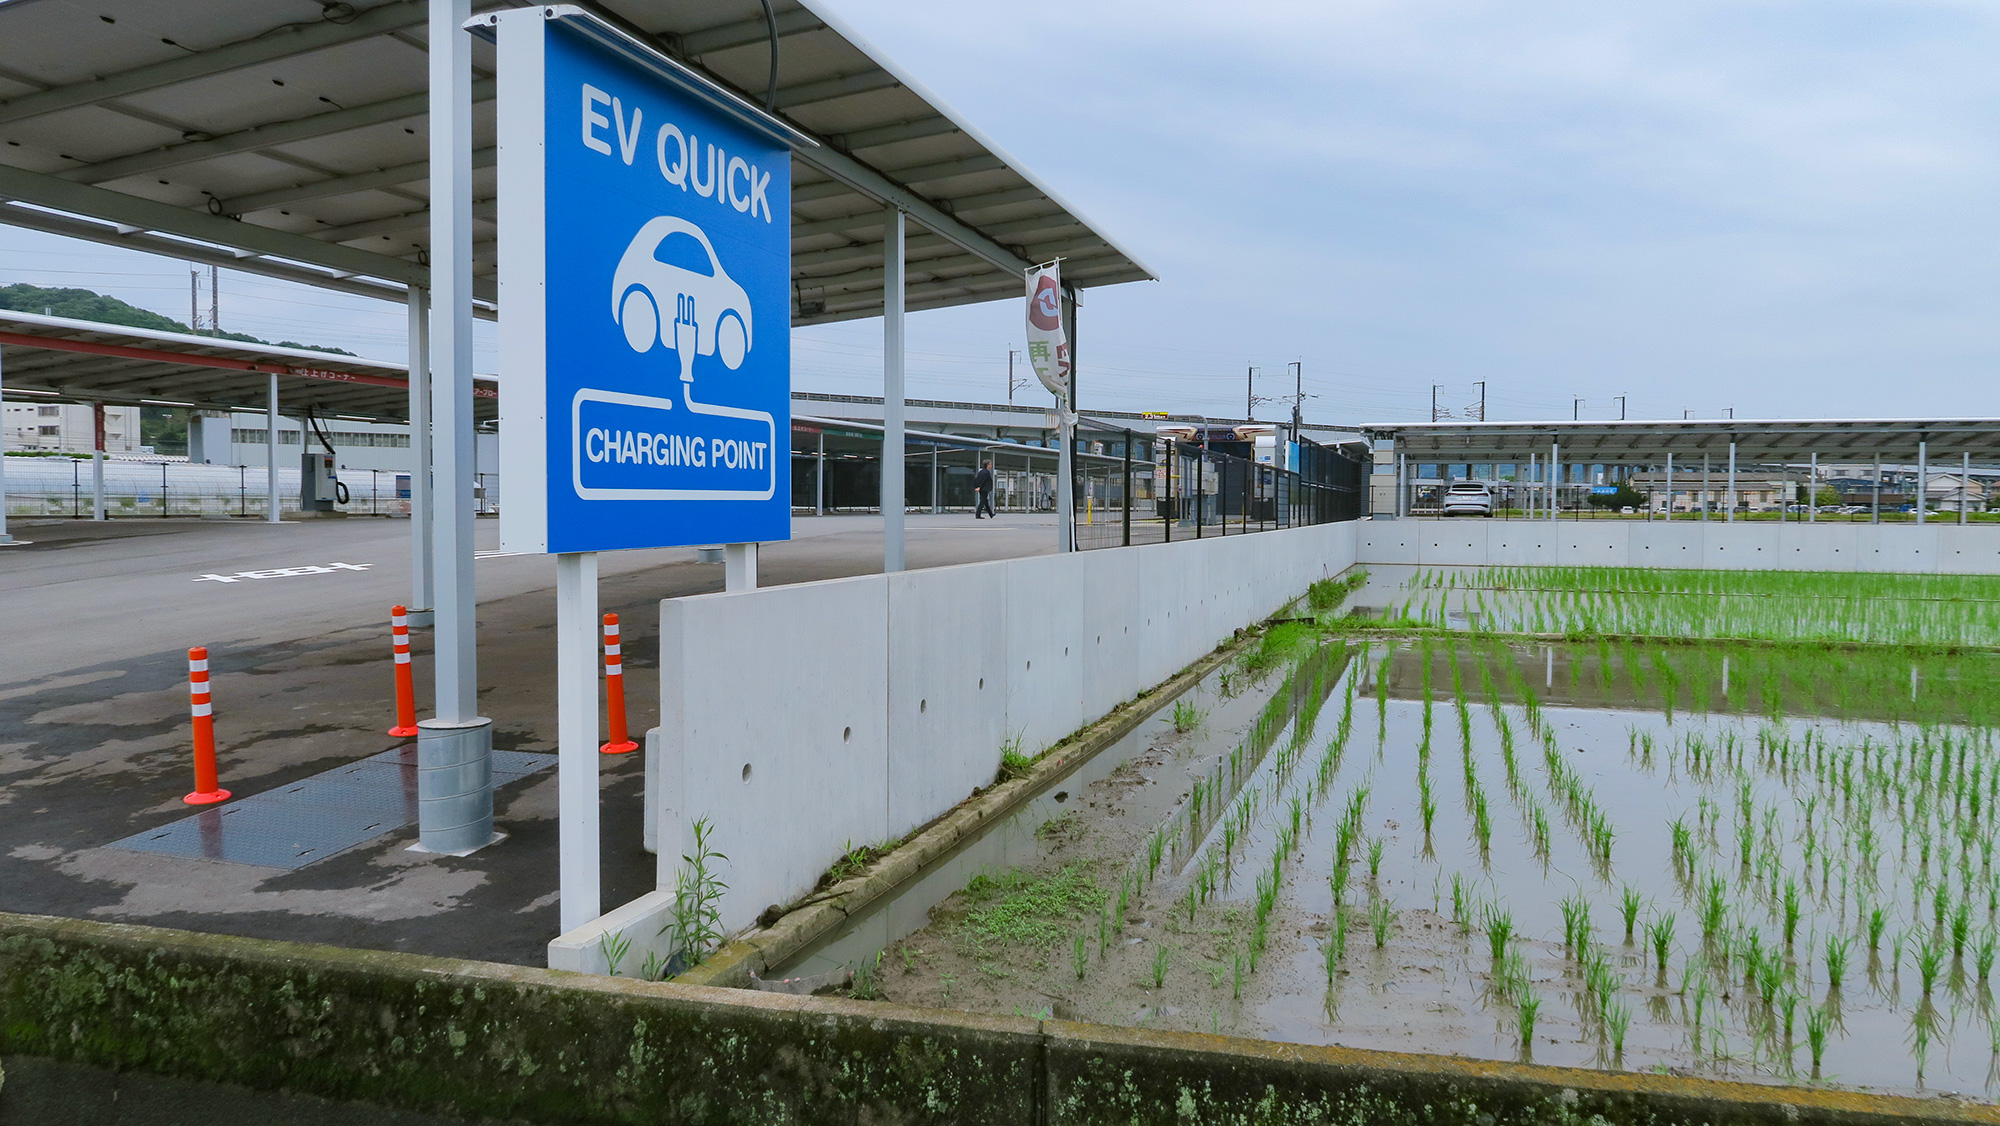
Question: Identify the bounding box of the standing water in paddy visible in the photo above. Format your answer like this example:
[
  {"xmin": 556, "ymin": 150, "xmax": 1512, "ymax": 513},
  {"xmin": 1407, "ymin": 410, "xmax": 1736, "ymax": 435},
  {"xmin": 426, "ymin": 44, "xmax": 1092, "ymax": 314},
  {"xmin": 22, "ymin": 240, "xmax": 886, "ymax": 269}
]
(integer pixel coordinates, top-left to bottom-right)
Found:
[{"xmin": 835, "ymin": 567, "xmax": 2000, "ymax": 1102}]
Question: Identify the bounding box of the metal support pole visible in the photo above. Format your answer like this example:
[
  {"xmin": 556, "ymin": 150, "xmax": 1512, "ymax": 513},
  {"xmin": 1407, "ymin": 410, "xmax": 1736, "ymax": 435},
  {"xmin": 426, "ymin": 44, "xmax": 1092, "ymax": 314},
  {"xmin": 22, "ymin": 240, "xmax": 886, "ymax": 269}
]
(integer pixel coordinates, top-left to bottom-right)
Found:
[
  {"xmin": 0, "ymin": 344, "xmax": 9, "ymax": 544},
  {"xmin": 555, "ymin": 551, "xmax": 599, "ymax": 932},
  {"xmin": 406, "ymin": 286, "xmax": 434, "ymax": 625},
  {"xmin": 1665, "ymin": 452, "xmax": 1673, "ymax": 520},
  {"xmin": 882, "ymin": 206, "xmax": 906, "ymax": 571},
  {"xmin": 1873, "ymin": 454, "xmax": 1881, "ymax": 523},
  {"xmin": 815, "ymin": 431, "xmax": 825, "ymax": 515},
  {"xmin": 1726, "ymin": 441, "xmax": 1736, "ymax": 523},
  {"xmin": 1549, "ymin": 442, "xmax": 1560, "ymax": 525},
  {"xmin": 417, "ymin": 0, "xmax": 494, "ymax": 856},
  {"xmin": 1917, "ymin": 440, "xmax": 1928, "ymax": 524},
  {"xmin": 1809, "ymin": 452, "xmax": 1817, "ymax": 524},
  {"xmin": 1528, "ymin": 453, "xmax": 1537, "ymax": 518},
  {"xmin": 261, "ymin": 381, "xmax": 279, "ymax": 522},
  {"xmin": 725, "ymin": 542, "xmax": 758, "ymax": 591},
  {"xmin": 1121, "ymin": 430, "xmax": 1132, "ymax": 547},
  {"xmin": 89, "ymin": 405, "xmax": 107, "ymax": 520},
  {"xmin": 1701, "ymin": 454, "xmax": 1709, "ymax": 521},
  {"xmin": 1194, "ymin": 451, "xmax": 1204, "ymax": 538},
  {"xmin": 1963, "ymin": 451, "xmax": 1971, "ymax": 524}
]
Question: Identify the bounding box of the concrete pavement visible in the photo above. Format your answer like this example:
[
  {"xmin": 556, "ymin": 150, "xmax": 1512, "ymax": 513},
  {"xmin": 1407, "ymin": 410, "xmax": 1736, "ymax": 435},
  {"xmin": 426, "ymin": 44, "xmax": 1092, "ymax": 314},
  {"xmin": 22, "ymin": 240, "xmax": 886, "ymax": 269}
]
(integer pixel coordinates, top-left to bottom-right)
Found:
[{"xmin": 0, "ymin": 512, "xmax": 1056, "ymax": 966}]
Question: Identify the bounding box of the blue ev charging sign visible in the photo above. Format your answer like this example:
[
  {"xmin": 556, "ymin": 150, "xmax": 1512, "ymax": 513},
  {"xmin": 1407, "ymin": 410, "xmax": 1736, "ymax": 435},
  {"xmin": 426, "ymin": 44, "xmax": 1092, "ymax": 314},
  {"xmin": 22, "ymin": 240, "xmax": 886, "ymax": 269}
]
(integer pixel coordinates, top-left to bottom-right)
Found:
[{"xmin": 489, "ymin": 7, "xmax": 809, "ymax": 553}]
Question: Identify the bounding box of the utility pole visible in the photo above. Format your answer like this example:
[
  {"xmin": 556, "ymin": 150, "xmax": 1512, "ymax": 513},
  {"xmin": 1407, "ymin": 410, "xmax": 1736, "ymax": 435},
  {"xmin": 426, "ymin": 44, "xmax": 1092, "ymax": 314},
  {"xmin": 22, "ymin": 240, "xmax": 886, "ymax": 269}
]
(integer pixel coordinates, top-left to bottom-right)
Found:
[
  {"xmin": 1573, "ymin": 397, "xmax": 1585, "ymax": 421},
  {"xmin": 189, "ymin": 267, "xmax": 200, "ymax": 332},
  {"xmin": 209, "ymin": 265, "xmax": 220, "ymax": 334},
  {"xmin": 1007, "ymin": 349, "xmax": 1022, "ymax": 404},
  {"xmin": 1725, "ymin": 407, "xmax": 1733, "ymax": 419},
  {"xmin": 1614, "ymin": 395, "xmax": 1626, "ymax": 420},
  {"xmin": 1472, "ymin": 380, "xmax": 1486, "ymax": 422},
  {"xmin": 1245, "ymin": 365, "xmax": 1258, "ymax": 422},
  {"xmin": 1288, "ymin": 361, "xmax": 1302, "ymax": 446},
  {"xmin": 1432, "ymin": 384, "xmax": 1442, "ymax": 422}
]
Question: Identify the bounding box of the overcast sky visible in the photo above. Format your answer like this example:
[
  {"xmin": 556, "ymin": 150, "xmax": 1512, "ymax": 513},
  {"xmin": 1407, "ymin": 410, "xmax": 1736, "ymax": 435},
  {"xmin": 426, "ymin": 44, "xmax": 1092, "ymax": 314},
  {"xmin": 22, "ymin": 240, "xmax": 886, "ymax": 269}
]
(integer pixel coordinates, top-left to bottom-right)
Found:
[{"xmin": 5, "ymin": 0, "xmax": 1996, "ymax": 424}]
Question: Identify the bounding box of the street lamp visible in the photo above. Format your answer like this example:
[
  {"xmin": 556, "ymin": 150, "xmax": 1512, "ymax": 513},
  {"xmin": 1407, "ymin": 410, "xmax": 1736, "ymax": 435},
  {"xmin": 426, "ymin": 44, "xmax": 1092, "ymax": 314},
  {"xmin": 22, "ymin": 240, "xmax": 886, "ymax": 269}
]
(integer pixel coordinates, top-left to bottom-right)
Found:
[{"xmin": 1007, "ymin": 349, "xmax": 1028, "ymax": 403}]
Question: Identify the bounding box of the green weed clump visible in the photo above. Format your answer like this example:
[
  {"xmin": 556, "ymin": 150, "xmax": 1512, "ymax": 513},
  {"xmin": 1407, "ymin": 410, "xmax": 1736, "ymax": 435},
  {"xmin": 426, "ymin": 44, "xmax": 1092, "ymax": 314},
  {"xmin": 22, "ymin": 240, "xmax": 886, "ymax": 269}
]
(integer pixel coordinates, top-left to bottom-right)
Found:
[{"xmin": 960, "ymin": 864, "xmax": 1101, "ymax": 951}]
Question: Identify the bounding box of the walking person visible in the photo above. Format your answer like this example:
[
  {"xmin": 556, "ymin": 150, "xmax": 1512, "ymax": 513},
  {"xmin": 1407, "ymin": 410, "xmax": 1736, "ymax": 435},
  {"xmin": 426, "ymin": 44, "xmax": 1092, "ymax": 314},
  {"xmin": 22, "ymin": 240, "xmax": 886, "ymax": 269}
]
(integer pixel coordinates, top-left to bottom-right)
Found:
[{"xmin": 973, "ymin": 460, "xmax": 996, "ymax": 519}]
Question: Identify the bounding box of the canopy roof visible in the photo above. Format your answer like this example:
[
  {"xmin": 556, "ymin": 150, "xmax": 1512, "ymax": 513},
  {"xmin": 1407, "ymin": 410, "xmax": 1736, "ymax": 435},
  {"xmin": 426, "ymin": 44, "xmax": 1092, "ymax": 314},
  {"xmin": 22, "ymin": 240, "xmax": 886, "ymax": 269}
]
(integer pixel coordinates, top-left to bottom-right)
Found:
[
  {"xmin": 0, "ymin": 0, "xmax": 1153, "ymax": 323},
  {"xmin": 1360, "ymin": 419, "xmax": 2000, "ymax": 462},
  {"xmin": 0, "ymin": 308, "xmax": 495, "ymax": 422}
]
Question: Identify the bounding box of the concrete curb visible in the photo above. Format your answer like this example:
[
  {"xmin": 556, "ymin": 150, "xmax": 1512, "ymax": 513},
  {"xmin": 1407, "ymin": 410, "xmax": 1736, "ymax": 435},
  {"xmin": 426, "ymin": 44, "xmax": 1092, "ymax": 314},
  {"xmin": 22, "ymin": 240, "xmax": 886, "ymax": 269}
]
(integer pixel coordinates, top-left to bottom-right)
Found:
[
  {"xmin": 675, "ymin": 623, "xmax": 1266, "ymax": 989},
  {"xmin": 2, "ymin": 910, "xmax": 1992, "ymax": 1125}
]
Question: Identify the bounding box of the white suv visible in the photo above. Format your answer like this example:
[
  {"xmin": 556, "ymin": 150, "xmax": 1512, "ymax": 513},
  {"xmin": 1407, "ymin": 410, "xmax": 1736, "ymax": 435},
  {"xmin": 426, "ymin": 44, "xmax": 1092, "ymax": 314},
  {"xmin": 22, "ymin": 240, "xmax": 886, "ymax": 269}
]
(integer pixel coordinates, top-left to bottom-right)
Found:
[{"xmin": 1441, "ymin": 481, "xmax": 1495, "ymax": 517}]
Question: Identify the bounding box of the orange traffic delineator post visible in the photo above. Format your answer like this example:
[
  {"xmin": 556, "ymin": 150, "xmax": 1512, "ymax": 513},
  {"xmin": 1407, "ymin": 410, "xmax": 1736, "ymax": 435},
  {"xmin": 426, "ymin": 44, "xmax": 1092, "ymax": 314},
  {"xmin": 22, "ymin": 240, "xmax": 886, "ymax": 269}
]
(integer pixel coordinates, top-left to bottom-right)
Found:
[
  {"xmin": 388, "ymin": 604, "xmax": 419, "ymax": 738},
  {"xmin": 600, "ymin": 612, "xmax": 638, "ymax": 754},
  {"xmin": 183, "ymin": 646, "xmax": 231, "ymax": 805}
]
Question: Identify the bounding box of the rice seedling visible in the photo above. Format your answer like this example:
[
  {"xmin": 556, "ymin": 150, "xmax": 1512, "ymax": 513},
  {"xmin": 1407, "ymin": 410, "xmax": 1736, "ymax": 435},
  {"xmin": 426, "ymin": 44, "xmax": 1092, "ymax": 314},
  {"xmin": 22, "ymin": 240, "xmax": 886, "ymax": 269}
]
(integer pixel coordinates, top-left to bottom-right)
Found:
[
  {"xmin": 1517, "ymin": 990, "xmax": 1541, "ymax": 1054},
  {"xmin": 1783, "ymin": 880, "xmax": 1803, "ymax": 948},
  {"xmin": 1806, "ymin": 1004, "xmax": 1832, "ymax": 1076},
  {"xmin": 1824, "ymin": 935, "xmax": 1850, "ymax": 989},
  {"xmin": 1152, "ymin": 944, "xmax": 1171, "ymax": 989},
  {"xmin": 1073, "ymin": 934, "xmax": 1088, "ymax": 980},
  {"xmin": 1916, "ymin": 940, "xmax": 1945, "ymax": 994},
  {"xmin": 1326, "ymin": 911, "xmax": 1348, "ymax": 978},
  {"xmin": 1485, "ymin": 907, "xmax": 1515, "ymax": 961},
  {"xmin": 1977, "ymin": 929, "xmax": 1997, "ymax": 981},
  {"xmin": 1620, "ymin": 886, "xmax": 1643, "ymax": 944},
  {"xmin": 1371, "ymin": 897, "xmax": 1395, "ymax": 948},
  {"xmin": 1606, "ymin": 999, "xmax": 1633, "ymax": 1062},
  {"xmin": 1367, "ymin": 837, "xmax": 1386, "ymax": 880},
  {"xmin": 1648, "ymin": 915, "xmax": 1676, "ymax": 973}
]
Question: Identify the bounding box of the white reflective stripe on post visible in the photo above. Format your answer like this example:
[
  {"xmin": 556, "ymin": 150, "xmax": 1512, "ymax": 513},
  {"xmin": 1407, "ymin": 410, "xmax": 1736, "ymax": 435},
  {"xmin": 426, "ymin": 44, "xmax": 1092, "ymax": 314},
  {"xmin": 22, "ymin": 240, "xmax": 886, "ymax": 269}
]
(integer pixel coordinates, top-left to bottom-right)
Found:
[
  {"xmin": 191, "ymin": 701, "xmax": 212, "ymax": 717},
  {"xmin": 394, "ymin": 651, "xmax": 412, "ymax": 665},
  {"xmin": 603, "ymin": 644, "xmax": 620, "ymax": 657},
  {"xmin": 188, "ymin": 659, "xmax": 209, "ymax": 673}
]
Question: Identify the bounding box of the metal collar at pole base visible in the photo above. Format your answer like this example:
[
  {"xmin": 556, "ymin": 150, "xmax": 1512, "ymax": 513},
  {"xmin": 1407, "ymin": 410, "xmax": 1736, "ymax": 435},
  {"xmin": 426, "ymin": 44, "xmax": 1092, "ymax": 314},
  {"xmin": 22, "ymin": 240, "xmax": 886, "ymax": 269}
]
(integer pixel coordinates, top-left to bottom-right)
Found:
[
  {"xmin": 413, "ymin": 715, "xmax": 497, "ymax": 856},
  {"xmin": 405, "ymin": 608, "xmax": 436, "ymax": 627}
]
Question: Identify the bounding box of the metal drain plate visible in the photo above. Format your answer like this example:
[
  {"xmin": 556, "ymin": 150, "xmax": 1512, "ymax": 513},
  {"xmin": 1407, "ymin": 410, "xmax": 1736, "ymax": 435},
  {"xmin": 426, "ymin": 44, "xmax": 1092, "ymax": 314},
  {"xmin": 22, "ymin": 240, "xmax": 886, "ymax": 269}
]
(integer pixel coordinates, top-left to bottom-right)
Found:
[{"xmin": 105, "ymin": 748, "xmax": 556, "ymax": 870}]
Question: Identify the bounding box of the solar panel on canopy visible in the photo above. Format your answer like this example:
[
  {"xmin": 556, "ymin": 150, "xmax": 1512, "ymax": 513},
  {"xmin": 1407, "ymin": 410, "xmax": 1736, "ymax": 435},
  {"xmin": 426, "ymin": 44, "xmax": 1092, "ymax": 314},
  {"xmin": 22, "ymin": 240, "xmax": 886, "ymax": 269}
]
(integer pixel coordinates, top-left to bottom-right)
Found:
[{"xmin": 0, "ymin": 0, "xmax": 1152, "ymax": 321}]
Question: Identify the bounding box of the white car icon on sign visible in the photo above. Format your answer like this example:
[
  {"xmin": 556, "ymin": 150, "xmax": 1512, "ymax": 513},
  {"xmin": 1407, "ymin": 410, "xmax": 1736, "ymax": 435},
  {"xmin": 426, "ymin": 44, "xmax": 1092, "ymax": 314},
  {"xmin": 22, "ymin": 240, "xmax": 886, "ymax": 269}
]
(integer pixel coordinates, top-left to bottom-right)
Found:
[{"xmin": 611, "ymin": 216, "xmax": 753, "ymax": 371}]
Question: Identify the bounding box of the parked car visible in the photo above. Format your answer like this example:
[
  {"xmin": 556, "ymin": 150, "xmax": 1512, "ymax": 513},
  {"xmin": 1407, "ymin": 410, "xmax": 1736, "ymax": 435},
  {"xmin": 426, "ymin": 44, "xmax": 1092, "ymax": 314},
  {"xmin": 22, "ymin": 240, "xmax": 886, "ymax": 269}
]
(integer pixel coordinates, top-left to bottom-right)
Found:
[{"xmin": 1441, "ymin": 481, "xmax": 1495, "ymax": 517}]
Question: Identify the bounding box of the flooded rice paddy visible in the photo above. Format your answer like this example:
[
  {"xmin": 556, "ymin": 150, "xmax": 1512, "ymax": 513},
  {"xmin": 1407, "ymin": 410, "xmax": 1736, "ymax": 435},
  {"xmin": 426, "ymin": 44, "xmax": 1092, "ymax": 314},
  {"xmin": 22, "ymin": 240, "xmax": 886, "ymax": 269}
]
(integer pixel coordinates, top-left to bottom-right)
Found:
[{"xmin": 819, "ymin": 566, "xmax": 2000, "ymax": 1102}]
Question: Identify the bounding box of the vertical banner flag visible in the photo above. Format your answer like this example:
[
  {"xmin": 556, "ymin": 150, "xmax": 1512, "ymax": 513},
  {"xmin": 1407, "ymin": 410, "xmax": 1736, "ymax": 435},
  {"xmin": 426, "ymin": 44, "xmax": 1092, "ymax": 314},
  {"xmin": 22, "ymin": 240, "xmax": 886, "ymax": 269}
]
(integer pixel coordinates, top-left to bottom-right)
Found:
[
  {"xmin": 491, "ymin": 10, "xmax": 809, "ymax": 554},
  {"xmin": 1025, "ymin": 261, "xmax": 1070, "ymax": 410}
]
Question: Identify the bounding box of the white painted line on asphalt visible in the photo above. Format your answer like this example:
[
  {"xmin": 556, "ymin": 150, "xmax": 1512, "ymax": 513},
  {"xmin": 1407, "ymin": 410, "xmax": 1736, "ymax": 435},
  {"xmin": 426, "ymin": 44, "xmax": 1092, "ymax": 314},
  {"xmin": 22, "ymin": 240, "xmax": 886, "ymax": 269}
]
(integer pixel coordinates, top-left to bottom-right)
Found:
[
  {"xmin": 193, "ymin": 562, "xmax": 374, "ymax": 583},
  {"xmin": 475, "ymin": 549, "xmax": 532, "ymax": 560}
]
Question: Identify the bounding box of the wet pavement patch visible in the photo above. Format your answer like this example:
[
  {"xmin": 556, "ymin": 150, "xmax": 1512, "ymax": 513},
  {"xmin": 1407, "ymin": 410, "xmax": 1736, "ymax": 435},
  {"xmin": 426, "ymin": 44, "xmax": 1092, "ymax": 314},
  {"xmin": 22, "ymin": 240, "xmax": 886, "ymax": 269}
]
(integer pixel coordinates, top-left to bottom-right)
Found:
[{"xmin": 103, "ymin": 747, "xmax": 556, "ymax": 870}]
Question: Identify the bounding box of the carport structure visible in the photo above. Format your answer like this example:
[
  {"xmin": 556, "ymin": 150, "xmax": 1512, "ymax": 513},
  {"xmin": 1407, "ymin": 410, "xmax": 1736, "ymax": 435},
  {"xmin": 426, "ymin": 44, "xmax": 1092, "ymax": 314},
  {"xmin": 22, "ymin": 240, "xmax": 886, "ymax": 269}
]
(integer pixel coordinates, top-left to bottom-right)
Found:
[
  {"xmin": 0, "ymin": 306, "xmax": 496, "ymax": 537},
  {"xmin": 1361, "ymin": 418, "xmax": 2000, "ymax": 523},
  {"xmin": 0, "ymin": 1, "xmax": 1149, "ymax": 866}
]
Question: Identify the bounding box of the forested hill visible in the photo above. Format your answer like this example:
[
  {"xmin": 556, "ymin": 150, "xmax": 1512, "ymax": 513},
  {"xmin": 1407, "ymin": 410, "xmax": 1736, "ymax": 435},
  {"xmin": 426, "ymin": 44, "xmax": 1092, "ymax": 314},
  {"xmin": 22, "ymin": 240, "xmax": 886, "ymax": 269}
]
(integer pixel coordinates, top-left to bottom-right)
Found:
[{"xmin": 0, "ymin": 283, "xmax": 354, "ymax": 356}]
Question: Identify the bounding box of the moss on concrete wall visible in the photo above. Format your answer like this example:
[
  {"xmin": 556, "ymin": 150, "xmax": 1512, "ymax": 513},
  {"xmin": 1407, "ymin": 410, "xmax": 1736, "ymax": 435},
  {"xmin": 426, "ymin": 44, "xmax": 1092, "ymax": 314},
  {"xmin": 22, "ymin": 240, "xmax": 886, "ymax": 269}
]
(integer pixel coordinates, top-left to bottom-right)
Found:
[
  {"xmin": 0, "ymin": 913, "xmax": 1037, "ymax": 1125},
  {"xmin": 3, "ymin": 912, "xmax": 1994, "ymax": 1126}
]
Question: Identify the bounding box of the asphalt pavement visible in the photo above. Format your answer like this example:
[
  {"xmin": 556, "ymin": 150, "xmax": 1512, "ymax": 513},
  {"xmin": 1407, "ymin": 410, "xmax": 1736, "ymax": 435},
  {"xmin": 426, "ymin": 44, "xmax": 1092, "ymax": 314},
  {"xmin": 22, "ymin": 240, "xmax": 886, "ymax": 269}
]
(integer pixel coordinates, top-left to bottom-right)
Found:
[{"xmin": 0, "ymin": 511, "xmax": 1056, "ymax": 966}]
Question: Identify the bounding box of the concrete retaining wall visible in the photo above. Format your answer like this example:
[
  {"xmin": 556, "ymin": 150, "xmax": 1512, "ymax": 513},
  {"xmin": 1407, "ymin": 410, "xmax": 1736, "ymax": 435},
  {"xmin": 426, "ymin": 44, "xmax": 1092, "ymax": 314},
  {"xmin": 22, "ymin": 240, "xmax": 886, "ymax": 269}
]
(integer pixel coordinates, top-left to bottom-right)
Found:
[
  {"xmin": 650, "ymin": 521, "xmax": 1360, "ymax": 941},
  {"xmin": 2, "ymin": 912, "xmax": 1986, "ymax": 1126},
  {"xmin": 1359, "ymin": 517, "xmax": 2000, "ymax": 573}
]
